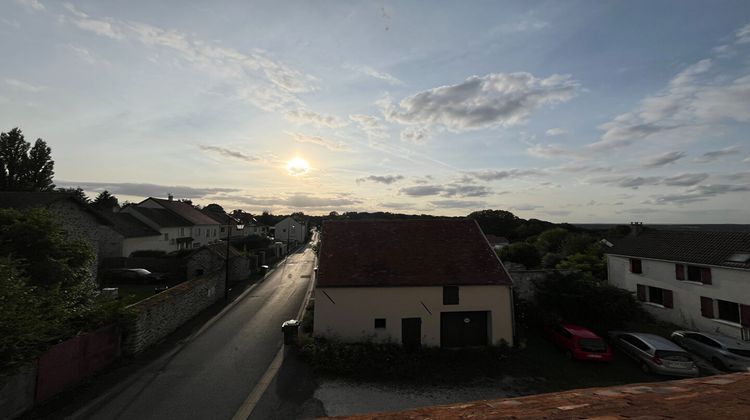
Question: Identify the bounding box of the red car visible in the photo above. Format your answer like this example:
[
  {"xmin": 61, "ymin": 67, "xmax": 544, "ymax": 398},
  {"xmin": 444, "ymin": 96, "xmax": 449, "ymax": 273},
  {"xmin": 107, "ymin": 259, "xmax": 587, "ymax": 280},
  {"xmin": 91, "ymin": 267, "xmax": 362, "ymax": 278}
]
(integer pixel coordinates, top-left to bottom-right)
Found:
[{"xmin": 545, "ymin": 323, "xmax": 613, "ymax": 362}]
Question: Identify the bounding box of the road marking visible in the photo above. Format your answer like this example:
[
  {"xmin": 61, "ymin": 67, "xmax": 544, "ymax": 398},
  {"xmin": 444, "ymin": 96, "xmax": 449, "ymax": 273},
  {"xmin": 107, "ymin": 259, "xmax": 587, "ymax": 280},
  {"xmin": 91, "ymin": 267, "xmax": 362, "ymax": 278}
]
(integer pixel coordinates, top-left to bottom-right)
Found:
[{"xmin": 231, "ymin": 347, "xmax": 284, "ymax": 420}]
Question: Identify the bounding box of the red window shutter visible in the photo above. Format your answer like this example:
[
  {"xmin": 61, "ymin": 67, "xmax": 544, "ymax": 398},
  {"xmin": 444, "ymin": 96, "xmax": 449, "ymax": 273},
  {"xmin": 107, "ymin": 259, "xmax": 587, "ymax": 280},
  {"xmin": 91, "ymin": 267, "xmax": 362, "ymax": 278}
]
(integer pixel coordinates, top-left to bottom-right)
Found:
[
  {"xmin": 629, "ymin": 259, "xmax": 635, "ymax": 273},
  {"xmin": 700, "ymin": 297, "xmax": 714, "ymax": 318},
  {"xmin": 701, "ymin": 267, "xmax": 712, "ymax": 285},
  {"xmin": 741, "ymin": 305, "xmax": 750, "ymax": 327},
  {"xmin": 675, "ymin": 264, "xmax": 685, "ymax": 281},
  {"xmin": 663, "ymin": 290, "xmax": 674, "ymax": 309},
  {"xmin": 636, "ymin": 284, "xmax": 646, "ymax": 302}
]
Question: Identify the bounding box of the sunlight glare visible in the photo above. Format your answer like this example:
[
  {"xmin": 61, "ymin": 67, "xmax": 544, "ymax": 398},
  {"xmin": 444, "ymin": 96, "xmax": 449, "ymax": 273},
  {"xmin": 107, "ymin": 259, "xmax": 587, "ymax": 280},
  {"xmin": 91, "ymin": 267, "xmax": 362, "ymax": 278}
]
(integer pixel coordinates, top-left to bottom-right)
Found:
[{"xmin": 287, "ymin": 157, "xmax": 310, "ymax": 176}]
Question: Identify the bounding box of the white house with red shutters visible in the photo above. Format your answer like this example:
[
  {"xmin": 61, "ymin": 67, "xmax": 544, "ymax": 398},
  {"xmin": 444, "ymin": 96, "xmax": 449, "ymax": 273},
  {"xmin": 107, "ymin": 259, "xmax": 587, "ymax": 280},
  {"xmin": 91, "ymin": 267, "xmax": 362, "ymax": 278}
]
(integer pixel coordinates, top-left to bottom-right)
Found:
[{"xmin": 605, "ymin": 224, "xmax": 750, "ymax": 341}]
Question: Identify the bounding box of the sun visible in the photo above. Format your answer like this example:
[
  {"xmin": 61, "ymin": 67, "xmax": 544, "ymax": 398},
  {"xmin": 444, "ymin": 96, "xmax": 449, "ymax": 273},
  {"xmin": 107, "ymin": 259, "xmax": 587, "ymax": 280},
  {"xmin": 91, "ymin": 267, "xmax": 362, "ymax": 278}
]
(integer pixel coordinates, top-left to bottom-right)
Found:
[{"xmin": 287, "ymin": 157, "xmax": 310, "ymax": 176}]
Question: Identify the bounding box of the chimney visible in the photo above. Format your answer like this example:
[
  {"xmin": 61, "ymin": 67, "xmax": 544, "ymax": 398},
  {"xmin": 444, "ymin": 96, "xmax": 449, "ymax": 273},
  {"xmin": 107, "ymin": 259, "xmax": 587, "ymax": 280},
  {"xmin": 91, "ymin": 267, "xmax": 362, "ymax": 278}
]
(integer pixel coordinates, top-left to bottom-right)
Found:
[
  {"xmin": 168, "ymin": 193, "xmax": 174, "ymax": 202},
  {"xmin": 629, "ymin": 222, "xmax": 643, "ymax": 237}
]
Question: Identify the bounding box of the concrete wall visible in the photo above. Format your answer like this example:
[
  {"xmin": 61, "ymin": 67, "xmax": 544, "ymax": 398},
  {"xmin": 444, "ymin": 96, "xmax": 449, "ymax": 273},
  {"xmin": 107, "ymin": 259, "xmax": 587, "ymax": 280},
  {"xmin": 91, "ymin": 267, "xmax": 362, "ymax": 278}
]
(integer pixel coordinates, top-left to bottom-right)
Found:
[
  {"xmin": 314, "ymin": 285, "xmax": 514, "ymax": 347},
  {"xmin": 122, "ymin": 270, "xmax": 225, "ymax": 355},
  {"xmin": 608, "ymin": 255, "xmax": 750, "ymax": 339},
  {"xmin": 0, "ymin": 364, "xmax": 37, "ymax": 420}
]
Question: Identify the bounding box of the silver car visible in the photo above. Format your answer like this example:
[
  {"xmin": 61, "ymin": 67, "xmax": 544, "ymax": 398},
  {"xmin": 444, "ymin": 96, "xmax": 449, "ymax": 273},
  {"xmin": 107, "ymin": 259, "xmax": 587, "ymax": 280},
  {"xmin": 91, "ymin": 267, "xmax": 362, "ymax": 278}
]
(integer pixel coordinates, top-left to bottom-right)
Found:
[
  {"xmin": 609, "ymin": 331, "xmax": 699, "ymax": 377},
  {"xmin": 671, "ymin": 330, "xmax": 750, "ymax": 372}
]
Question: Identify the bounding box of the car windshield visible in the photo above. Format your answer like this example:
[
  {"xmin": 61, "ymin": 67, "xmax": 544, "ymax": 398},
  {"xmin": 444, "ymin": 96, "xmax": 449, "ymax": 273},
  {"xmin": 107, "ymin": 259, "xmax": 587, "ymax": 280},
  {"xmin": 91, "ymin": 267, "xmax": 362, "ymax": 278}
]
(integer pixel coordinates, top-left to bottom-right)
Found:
[
  {"xmin": 655, "ymin": 350, "xmax": 692, "ymax": 362},
  {"xmin": 578, "ymin": 338, "xmax": 607, "ymax": 352},
  {"xmin": 728, "ymin": 348, "xmax": 750, "ymax": 358}
]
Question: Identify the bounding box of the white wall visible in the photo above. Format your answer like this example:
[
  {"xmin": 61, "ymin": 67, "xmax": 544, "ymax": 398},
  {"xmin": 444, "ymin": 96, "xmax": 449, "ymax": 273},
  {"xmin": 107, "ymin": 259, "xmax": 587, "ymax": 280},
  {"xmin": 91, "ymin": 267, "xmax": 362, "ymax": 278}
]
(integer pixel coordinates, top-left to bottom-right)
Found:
[
  {"xmin": 314, "ymin": 285, "xmax": 514, "ymax": 347},
  {"xmin": 608, "ymin": 255, "xmax": 750, "ymax": 339},
  {"xmin": 275, "ymin": 217, "xmax": 306, "ymax": 243}
]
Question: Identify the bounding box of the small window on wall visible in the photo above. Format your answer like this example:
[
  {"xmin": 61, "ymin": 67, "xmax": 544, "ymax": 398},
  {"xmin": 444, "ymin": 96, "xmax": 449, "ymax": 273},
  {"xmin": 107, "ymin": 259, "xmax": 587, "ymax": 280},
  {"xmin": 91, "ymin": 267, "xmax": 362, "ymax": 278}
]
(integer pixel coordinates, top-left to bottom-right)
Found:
[
  {"xmin": 636, "ymin": 284, "xmax": 673, "ymax": 308},
  {"xmin": 676, "ymin": 264, "xmax": 711, "ymax": 284},
  {"xmin": 629, "ymin": 258, "xmax": 642, "ymax": 274},
  {"xmin": 443, "ymin": 286, "xmax": 459, "ymax": 305},
  {"xmin": 374, "ymin": 318, "xmax": 386, "ymax": 329},
  {"xmin": 718, "ymin": 300, "xmax": 741, "ymax": 324}
]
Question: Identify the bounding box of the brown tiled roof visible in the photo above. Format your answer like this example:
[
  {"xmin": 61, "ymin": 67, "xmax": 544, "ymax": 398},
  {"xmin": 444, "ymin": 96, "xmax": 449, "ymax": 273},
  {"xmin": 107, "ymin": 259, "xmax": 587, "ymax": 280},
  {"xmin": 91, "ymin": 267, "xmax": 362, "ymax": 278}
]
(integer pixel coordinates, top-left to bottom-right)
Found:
[
  {"xmin": 317, "ymin": 219, "xmax": 512, "ymax": 287},
  {"xmin": 606, "ymin": 230, "xmax": 750, "ymax": 269},
  {"xmin": 128, "ymin": 207, "xmax": 189, "ymax": 228},
  {"xmin": 337, "ymin": 373, "xmax": 750, "ymax": 419},
  {"xmin": 147, "ymin": 198, "xmax": 219, "ymax": 226},
  {"xmin": 100, "ymin": 212, "xmax": 160, "ymax": 238}
]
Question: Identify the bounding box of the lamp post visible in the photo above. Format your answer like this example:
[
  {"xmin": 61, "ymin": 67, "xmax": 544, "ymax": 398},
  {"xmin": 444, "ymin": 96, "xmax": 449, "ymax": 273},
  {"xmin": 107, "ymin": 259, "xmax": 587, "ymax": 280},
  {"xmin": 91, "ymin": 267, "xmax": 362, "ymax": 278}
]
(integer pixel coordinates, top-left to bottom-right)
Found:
[{"xmin": 225, "ymin": 215, "xmax": 244, "ymax": 301}]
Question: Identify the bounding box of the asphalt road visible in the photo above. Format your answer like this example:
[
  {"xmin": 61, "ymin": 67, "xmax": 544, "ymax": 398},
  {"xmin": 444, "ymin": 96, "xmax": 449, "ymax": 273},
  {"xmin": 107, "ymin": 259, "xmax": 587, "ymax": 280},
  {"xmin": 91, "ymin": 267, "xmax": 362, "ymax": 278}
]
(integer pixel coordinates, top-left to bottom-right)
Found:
[{"xmin": 78, "ymin": 239, "xmax": 316, "ymax": 420}]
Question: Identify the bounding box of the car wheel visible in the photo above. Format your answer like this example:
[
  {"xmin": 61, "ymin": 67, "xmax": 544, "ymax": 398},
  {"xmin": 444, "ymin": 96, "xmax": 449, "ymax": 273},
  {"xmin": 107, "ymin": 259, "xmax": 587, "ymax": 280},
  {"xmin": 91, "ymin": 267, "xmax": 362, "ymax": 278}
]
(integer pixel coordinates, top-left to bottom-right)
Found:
[
  {"xmin": 640, "ymin": 362, "xmax": 650, "ymax": 374},
  {"xmin": 712, "ymin": 357, "xmax": 727, "ymax": 371}
]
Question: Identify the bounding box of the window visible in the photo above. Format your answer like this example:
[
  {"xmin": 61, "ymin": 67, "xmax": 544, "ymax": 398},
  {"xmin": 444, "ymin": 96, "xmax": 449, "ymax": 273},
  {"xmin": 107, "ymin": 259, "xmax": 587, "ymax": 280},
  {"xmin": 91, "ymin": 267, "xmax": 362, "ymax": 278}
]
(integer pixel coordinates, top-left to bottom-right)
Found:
[
  {"xmin": 164, "ymin": 233, "xmax": 169, "ymax": 241},
  {"xmin": 374, "ymin": 318, "xmax": 386, "ymax": 329},
  {"xmin": 197, "ymin": 228, "xmax": 201, "ymax": 235},
  {"xmin": 180, "ymin": 227, "xmax": 185, "ymax": 236},
  {"xmin": 221, "ymin": 227, "xmax": 225, "ymax": 233},
  {"xmin": 443, "ymin": 286, "xmax": 459, "ymax": 305},
  {"xmin": 636, "ymin": 284, "xmax": 673, "ymax": 308},
  {"xmin": 677, "ymin": 264, "xmax": 711, "ymax": 284},
  {"xmin": 718, "ymin": 300, "xmax": 741, "ymax": 324},
  {"xmin": 629, "ymin": 258, "xmax": 642, "ymax": 274}
]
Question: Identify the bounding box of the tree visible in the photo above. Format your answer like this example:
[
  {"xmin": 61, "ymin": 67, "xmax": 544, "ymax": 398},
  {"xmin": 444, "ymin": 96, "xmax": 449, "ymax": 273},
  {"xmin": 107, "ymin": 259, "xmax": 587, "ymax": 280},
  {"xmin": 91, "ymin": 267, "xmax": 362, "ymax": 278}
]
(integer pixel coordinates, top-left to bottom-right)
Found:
[
  {"xmin": 534, "ymin": 228, "xmax": 569, "ymax": 255},
  {"xmin": 0, "ymin": 127, "xmax": 55, "ymax": 191},
  {"xmin": 499, "ymin": 242, "xmax": 541, "ymax": 268},
  {"xmin": 57, "ymin": 187, "xmax": 90, "ymax": 203},
  {"xmin": 467, "ymin": 210, "xmax": 519, "ymax": 238},
  {"xmin": 91, "ymin": 190, "xmax": 119, "ymax": 212}
]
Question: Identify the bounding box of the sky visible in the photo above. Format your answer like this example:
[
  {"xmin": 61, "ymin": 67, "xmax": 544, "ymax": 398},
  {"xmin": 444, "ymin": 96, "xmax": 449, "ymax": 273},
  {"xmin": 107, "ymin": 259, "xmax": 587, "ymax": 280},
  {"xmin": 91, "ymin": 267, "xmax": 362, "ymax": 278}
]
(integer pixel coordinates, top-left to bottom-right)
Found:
[{"xmin": 1, "ymin": 0, "xmax": 749, "ymax": 223}]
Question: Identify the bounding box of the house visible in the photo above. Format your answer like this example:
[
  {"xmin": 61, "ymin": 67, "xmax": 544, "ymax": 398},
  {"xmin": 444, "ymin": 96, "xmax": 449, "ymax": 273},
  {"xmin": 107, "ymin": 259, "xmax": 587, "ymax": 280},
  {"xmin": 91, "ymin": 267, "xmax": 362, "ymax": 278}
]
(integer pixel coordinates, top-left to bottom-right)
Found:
[
  {"xmin": 605, "ymin": 223, "xmax": 750, "ymax": 340},
  {"xmin": 185, "ymin": 242, "xmax": 255, "ymax": 282},
  {"xmin": 98, "ymin": 211, "xmax": 162, "ymax": 257},
  {"xmin": 122, "ymin": 196, "xmax": 221, "ymax": 251},
  {"xmin": 201, "ymin": 208, "xmax": 257, "ymax": 239},
  {"xmin": 485, "ymin": 234, "xmax": 510, "ymax": 250},
  {"xmin": 0, "ymin": 191, "xmax": 117, "ymax": 278},
  {"xmin": 274, "ymin": 216, "xmax": 306, "ymax": 245},
  {"xmin": 314, "ymin": 219, "xmax": 515, "ymax": 348}
]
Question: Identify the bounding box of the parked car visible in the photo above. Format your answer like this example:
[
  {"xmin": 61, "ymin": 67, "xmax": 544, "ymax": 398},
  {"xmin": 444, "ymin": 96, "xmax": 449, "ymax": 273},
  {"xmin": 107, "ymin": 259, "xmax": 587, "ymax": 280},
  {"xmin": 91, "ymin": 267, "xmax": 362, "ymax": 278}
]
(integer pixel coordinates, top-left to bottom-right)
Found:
[
  {"xmin": 101, "ymin": 268, "xmax": 165, "ymax": 284},
  {"xmin": 671, "ymin": 330, "xmax": 750, "ymax": 371},
  {"xmin": 544, "ymin": 323, "xmax": 613, "ymax": 362},
  {"xmin": 609, "ymin": 331, "xmax": 699, "ymax": 377}
]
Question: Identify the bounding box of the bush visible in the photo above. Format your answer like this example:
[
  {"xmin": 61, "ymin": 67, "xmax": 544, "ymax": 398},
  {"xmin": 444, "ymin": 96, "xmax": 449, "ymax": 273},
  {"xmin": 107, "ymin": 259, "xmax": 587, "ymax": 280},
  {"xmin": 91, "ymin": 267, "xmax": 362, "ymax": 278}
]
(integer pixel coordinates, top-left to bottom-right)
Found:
[{"xmin": 499, "ymin": 242, "xmax": 541, "ymax": 268}]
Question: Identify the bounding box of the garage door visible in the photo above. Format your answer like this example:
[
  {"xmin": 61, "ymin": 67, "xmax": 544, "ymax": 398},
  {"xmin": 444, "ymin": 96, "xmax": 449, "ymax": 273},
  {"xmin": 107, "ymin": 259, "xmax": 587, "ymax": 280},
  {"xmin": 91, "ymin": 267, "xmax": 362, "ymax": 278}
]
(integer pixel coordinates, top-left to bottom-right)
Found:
[{"xmin": 440, "ymin": 311, "xmax": 488, "ymax": 348}]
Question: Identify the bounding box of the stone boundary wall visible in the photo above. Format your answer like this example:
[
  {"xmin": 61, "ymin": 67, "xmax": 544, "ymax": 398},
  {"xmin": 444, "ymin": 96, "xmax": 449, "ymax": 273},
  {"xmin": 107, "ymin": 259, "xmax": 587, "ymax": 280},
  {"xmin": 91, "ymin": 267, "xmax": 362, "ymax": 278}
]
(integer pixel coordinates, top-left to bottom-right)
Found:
[
  {"xmin": 123, "ymin": 269, "xmax": 224, "ymax": 355},
  {"xmin": 509, "ymin": 269, "xmax": 578, "ymax": 301}
]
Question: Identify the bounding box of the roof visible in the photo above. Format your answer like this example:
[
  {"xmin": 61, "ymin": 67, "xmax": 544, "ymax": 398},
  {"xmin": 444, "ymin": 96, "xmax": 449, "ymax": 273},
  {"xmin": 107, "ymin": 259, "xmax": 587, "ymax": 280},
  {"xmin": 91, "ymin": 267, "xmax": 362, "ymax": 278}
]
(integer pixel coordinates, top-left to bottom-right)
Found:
[
  {"xmin": 606, "ymin": 230, "xmax": 750, "ymax": 269},
  {"xmin": 317, "ymin": 219, "xmax": 512, "ymax": 287},
  {"xmin": 335, "ymin": 373, "xmax": 750, "ymax": 419},
  {"xmin": 193, "ymin": 242, "xmax": 242, "ymax": 259},
  {"xmin": 99, "ymin": 212, "xmax": 160, "ymax": 238},
  {"xmin": 129, "ymin": 207, "xmax": 190, "ymax": 228},
  {"xmin": 485, "ymin": 234, "xmax": 509, "ymax": 245},
  {"xmin": 0, "ymin": 191, "xmax": 111, "ymax": 225},
  {"xmin": 147, "ymin": 198, "xmax": 219, "ymax": 226}
]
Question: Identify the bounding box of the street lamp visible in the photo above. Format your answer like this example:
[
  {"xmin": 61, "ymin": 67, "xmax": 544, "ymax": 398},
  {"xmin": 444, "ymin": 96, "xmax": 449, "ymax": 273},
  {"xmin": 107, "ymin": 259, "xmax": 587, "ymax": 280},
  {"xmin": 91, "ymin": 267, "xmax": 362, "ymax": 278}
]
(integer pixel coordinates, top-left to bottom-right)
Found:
[{"xmin": 225, "ymin": 216, "xmax": 244, "ymax": 301}]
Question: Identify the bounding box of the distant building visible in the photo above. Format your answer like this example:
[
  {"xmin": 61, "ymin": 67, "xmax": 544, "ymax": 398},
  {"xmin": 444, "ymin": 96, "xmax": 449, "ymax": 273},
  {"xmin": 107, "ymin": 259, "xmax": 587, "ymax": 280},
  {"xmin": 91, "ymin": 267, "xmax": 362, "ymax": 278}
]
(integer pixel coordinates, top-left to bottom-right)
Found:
[
  {"xmin": 274, "ymin": 216, "xmax": 306, "ymax": 245},
  {"xmin": 314, "ymin": 219, "xmax": 515, "ymax": 348},
  {"xmin": 606, "ymin": 224, "xmax": 750, "ymax": 340}
]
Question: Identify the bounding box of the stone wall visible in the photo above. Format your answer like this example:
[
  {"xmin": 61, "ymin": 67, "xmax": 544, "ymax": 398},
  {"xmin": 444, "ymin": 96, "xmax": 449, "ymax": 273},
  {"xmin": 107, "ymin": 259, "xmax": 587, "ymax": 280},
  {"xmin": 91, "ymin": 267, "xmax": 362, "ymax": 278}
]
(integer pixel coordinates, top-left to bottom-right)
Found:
[
  {"xmin": 122, "ymin": 270, "xmax": 225, "ymax": 355},
  {"xmin": 49, "ymin": 200, "xmax": 104, "ymax": 279},
  {"xmin": 0, "ymin": 364, "xmax": 37, "ymax": 420}
]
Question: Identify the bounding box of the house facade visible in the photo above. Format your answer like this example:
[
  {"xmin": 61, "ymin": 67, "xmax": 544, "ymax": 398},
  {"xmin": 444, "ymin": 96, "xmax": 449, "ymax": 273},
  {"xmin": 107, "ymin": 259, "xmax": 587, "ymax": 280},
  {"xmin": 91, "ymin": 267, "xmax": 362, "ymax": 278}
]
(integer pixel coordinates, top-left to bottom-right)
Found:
[
  {"xmin": 314, "ymin": 219, "xmax": 515, "ymax": 348},
  {"xmin": 606, "ymin": 227, "xmax": 750, "ymax": 340},
  {"xmin": 274, "ymin": 217, "xmax": 306, "ymax": 245},
  {"xmin": 138, "ymin": 197, "xmax": 220, "ymax": 247}
]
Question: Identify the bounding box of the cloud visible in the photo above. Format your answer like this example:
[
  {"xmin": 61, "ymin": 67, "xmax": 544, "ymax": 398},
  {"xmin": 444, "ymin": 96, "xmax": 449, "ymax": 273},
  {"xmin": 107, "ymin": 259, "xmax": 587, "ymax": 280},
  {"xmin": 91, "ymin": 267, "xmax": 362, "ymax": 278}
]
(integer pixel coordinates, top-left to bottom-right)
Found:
[
  {"xmin": 736, "ymin": 23, "xmax": 750, "ymax": 44},
  {"xmin": 464, "ymin": 168, "xmax": 545, "ymax": 182},
  {"xmin": 509, "ymin": 204, "xmax": 542, "ymax": 211},
  {"xmin": 589, "ymin": 52, "xmax": 750, "ymax": 151},
  {"xmin": 641, "ymin": 151, "xmax": 686, "ymax": 167},
  {"xmin": 346, "ymin": 64, "xmax": 404, "ymax": 85},
  {"xmin": 429, "ymin": 200, "xmax": 487, "ymax": 209},
  {"xmin": 4, "ymin": 78, "xmax": 44, "ymax": 92},
  {"xmin": 490, "ymin": 19, "xmax": 548, "ymax": 34},
  {"xmin": 287, "ymin": 132, "xmax": 349, "ymax": 151},
  {"xmin": 662, "ymin": 173, "xmax": 709, "ymax": 186},
  {"xmin": 234, "ymin": 193, "xmax": 361, "ymax": 209},
  {"xmin": 553, "ymin": 163, "xmax": 612, "ymax": 173},
  {"xmin": 744, "ymin": 156, "xmax": 750, "ymax": 163},
  {"xmin": 284, "ymin": 109, "xmax": 347, "ymax": 128},
  {"xmin": 381, "ymin": 72, "xmax": 580, "ymax": 132},
  {"xmin": 1, "ymin": 18, "xmax": 21, "ymax": 28},
  {"xmin": 378, "ymin": 202, "xmax": 416, "ymax": 210},
  {"xmin": 399, "ymin": 183, "xmax": 492, "ymax": 198},
  {"xmin": 56, "ymin": 181, "xmax": 238, "ymax": 199},
  {"xmin": 350, "ymin": 114, "xmax": 388, "ymax": 140},
  {"xmin": 590, "ymin": 175, "xmax": 661, "ymax": 189},
  {"xmin": 15, "ymin": 0, "xmax": 44, "ymax": 12},
  {"xmin": 356, "ymin": 175, "xmax": 404, "ymax": 185},
  {"xmin": 198, "ymin": 145, "xmax": 261, "ymax": 162},
  {"xmin": 652, "ymin": 183, "xmax": 750, "ymax": 204},
  {"xmin": 545, "ymin": 128, "xmax": 566, "ymax": 136},
  {"xmin": 693, "ymin": 145, "xmax": 741, "ymax": 163},
  {"xmin": 65, "ymin": 44, "xmax": 109, "ymax": 65},
  {"xmin": 400, "ymin": 126, "xmax": 430, "ymax": 144},
  {"xmin": 545, "ymin": 210, "xmax": 571, "ymax": 216}
]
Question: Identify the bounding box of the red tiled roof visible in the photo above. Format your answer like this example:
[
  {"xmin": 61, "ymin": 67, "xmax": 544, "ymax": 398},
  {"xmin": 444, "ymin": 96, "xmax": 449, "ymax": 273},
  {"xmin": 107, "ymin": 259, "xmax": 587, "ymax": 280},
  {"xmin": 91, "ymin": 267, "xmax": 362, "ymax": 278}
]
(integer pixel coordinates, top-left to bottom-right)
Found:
[
  {"xmin": 317, "ymin": 219, "xmax": 512, "ymax": 287},
  {"xmin": 336, "ymin": 373, "xmax": 750, "ymax": 419},
  {"xmin": 606, "ymin": 230, "xmax": 750, "ymax": 269}
]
